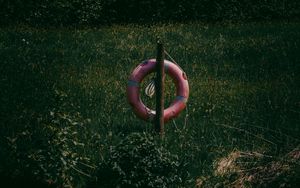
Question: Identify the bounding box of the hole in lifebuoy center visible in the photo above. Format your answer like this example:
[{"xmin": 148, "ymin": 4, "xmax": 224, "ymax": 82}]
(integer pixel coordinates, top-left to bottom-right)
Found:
[{"xmin": 140, "ymin": 73, "xmax": 176, "ymax": 110}]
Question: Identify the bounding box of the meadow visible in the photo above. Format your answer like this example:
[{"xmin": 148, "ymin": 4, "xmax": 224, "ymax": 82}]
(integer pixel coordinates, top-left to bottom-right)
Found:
[{"xmin": 0, "ymin": 22, "xmax": 299, "ymax": 187}]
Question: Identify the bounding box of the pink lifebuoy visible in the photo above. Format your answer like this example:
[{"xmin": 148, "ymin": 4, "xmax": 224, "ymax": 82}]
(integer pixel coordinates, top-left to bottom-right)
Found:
[{"xmin": 127, "ymin": 59, "xmax": 189, "ymax": 123}]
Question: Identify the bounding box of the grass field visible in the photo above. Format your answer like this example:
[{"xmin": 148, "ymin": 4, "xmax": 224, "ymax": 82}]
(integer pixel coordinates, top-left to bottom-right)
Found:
[{"xmin": 0, "ymin": 22, "xmax": 300, "ymax": 187}]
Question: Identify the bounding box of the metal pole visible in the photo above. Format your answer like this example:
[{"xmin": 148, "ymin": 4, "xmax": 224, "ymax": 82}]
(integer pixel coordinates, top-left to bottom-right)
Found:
[{"xmin": 155, "ymin": 40, "xmax": 165, "ymax": 135}]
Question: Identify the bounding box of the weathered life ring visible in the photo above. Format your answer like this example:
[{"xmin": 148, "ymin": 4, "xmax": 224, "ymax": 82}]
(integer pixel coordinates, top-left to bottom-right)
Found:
[{"xmin": 127, "ymin": 59, "xmax": 189, "ymax": 122}]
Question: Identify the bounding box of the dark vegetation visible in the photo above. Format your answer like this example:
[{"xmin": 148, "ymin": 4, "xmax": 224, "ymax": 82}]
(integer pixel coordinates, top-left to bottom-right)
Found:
[
  {"xmin": 0, "ymin": 0, "xmax": 300, "ymax": 187},
  {"xmin": 0, "ymin": 0, "xmax": 300, "ymax": 26}
]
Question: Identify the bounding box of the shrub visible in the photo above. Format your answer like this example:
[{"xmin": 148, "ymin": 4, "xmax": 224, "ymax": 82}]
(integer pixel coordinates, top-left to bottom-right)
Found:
[
  {"xmin": 2, "ymin": 89, "xmax": 95, "ymax": 187},
  {"xmin": 92, "ymin": 133, "xmax": 183, "ymax": 187}
]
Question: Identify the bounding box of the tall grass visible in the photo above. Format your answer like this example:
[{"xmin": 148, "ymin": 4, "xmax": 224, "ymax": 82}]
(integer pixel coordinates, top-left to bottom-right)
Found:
[{"xmin": 0, "ymin": 22, "xmax": 299, "ymax": 187}]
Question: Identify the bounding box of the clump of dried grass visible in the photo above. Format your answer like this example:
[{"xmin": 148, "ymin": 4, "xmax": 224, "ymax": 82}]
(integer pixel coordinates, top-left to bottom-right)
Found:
[
  {"xmin": 209, "ymin": 147, "xmax": 300, "ymax": 187},
  {"xmin": 214, "ymin": 151, "xmax": 242, "ymax": 176}
]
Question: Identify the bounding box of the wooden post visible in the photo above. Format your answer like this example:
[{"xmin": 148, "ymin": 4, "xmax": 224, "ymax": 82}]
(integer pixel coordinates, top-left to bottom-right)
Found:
[{"xmin": 155, "ymin": 40, "xmax": 165, "ymax": 135}]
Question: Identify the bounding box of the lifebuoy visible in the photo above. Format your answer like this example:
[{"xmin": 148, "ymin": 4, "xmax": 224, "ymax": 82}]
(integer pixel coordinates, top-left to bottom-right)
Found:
[{"xmin": 127, "ymin": 59, "xmax": 189, "ymax": 122}]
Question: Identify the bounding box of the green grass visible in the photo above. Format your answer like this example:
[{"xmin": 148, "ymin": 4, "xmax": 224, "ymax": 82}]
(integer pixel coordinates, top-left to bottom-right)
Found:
[{"xmin": 0, "ymin": 22, "xmax": 299, "ymax": 187}]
